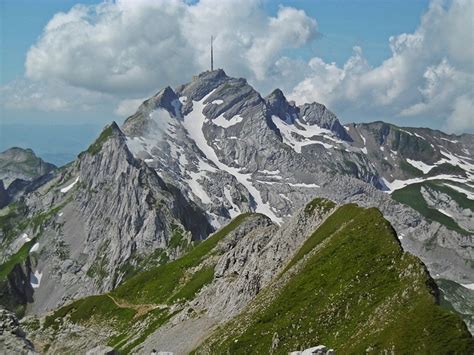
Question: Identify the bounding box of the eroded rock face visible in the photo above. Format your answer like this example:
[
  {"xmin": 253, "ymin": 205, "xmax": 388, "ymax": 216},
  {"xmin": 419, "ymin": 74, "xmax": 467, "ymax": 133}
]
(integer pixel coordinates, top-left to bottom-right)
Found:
[
  {"xmin": 0, "ymin": 180, "xmax": 9, "ymax": 208},
  {"xmin": 0, "ymin": 308, "xmax": 37, "ymax": 354}
]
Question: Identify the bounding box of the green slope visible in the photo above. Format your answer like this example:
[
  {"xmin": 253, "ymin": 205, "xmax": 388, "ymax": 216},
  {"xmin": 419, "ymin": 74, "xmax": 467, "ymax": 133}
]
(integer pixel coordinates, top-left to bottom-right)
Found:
[
  {"xmin": 391, "ymin": 180, "xmax": 473, "ymax": 235},
  {"xmin": 198, "ymin": 204, "xmax": 473, "ymax": 354}
]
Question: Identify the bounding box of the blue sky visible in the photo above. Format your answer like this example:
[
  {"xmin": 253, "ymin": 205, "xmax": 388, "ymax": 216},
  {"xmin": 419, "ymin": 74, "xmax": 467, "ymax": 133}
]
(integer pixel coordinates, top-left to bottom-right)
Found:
[
  {"xmin": 1, "ymin": 0, "xmax": 96, "ymax": 84},
  {"xmin": 0, "ymin": 0, "xmax": 472, "ymax": 164},
  {"xmin": 265, "ymin": 0, "xmax": 429, "ymax": 65}
]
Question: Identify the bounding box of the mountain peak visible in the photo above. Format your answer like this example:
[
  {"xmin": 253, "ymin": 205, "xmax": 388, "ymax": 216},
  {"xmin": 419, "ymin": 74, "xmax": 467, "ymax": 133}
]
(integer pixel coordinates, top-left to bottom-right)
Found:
[
  {"xmin": 299, "ymin": 102, "xmax": 352, "ymax": 141},
  {"xmin": 108, "ymin": 121, "xmax": 123, "ymax": 135},
  {"xmin": 193, "ymin": 68, "xmax": 228, "ymax": 82},
  {"xmin": 176, "ymin": 69, "xmax": 233, "ymax": 102},
  {"xmin": 0, "ymin": 147, "xmax": 56, "ymax": 188},
  {"xmin": 1, "ymin": 147, "xmax": 36, "ymax": 159},
  {"xmin": 268, "ymin": 88, "xmax": 286, "ymax": 101},
  {"xmin": 80, "ymin": 121, "xmax": 125, "ymax": 157},
  {"xmin": 122, "ymin": 86, "xmax": 180, "ymax": 137},
  {"xmin": 265, "ymin": 88, "xmax": 296, "ymax": 122}
]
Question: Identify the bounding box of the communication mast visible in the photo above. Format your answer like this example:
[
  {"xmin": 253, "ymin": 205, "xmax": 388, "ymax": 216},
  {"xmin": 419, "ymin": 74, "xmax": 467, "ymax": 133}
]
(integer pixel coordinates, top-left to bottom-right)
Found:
[{"xmin": 211, "ymin": 35, "xmax": 214, "ymax": 71}]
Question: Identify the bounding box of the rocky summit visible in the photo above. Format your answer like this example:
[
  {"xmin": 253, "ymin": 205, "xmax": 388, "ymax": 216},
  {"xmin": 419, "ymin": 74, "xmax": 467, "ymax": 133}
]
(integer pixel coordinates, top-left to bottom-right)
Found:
[
  {"xmin": 0, "ymin": 70, "xmax": 473, "ymax": 353},
  {"xmin": 0, "ymin": 148, "xmax": 56, "ymax": 189},
  {"xmin": 0, "ymin": 148, "xmax": 56, "ymax": 209}
]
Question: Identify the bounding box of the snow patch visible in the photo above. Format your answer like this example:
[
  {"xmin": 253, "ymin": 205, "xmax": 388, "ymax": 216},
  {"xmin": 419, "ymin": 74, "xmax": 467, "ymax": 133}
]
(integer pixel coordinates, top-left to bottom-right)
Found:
[
  {"xmin": 406, "ymin": 159, "xmax": 435, "ymax": 174},
  {"xmin": 211, "ymin": 99, "xmax": 224, "ymax": 105},
  {"xmin": 399, "ymin": 129, "xmax": 413, "ymax": 136},
  {"xmin": 30, "ymin": 270, "xmax": 43, "ymax": 289},
  {"xmin": 440, "ymin": 137, "xmax": 459, "ymax": 144},
  {"xmin": 461, "ymin": 283, "xmax": 474, "ymax": 290},
  {"xmin": 178, "ymin": 152, "xmax": 188, "ymax": 169},
  {"xmin": 212, "ymin": 114, "xmax": 243, "ymax": 128},
  {"xmin": 287, "ymin": 182, "xmax": 320, "ymax": 188},
  {"xmin": 29, "ymin": 242, "xmax": 40, "ymax": 253},
  {"xmin": 60, "ymin": 176, "xmax": 79, "ymax": 193},
  {"xmin": 224, "ymin": 186, "xmax": 240, "ymax": 218},
  {"xmin": 359, "ymin": 132, "xmax": 368, "ymax": 154},
  {"xmin": 382, "ymin": 175, "xmax": 473, "ymax": 193},
  {"xmin": 279, "ymin": 193, "xmax": 291, "ymax": 202},
  {"xmin": 259, "ymin": 169, "xmax": 281, "ymax": 175},
  {"xmin": 271, "ymin": 115, "xmax": 335, "ymax": 153},
  {"xmin": 187, "ymin": 172, "xmax": 212, "ymax": 204},
  {"xmin": 186, "ymin": 160, "xmax": 215, "ymax": 205},
  {"xmin": 438, "ymin": 209, "xmax": 453, "ymax": 218},
  {"xmin": 436, "ymin": 151, "xmax": 474, "ymax": 175}
]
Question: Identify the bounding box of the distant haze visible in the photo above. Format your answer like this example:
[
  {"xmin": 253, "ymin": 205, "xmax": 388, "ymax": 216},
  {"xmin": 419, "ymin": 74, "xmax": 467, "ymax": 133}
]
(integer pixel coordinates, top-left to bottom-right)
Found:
[{"xmin": 0, "ymin": 123, "xmax": 104, "ymax": 166}]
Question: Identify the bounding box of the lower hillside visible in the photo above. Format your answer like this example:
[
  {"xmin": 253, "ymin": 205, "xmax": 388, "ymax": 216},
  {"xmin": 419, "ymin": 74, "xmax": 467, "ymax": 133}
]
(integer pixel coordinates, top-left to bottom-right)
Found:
[
  {"xmin": 22, "ymin": 213, "xmax": 265, "ymax": 354},
  {"xmin": 21, "ymin": 201, "xmax": 473, "ymax": 354},
  {"xmin": 197, "ymin": 204, "xmax": 473, "ymax": 354}
]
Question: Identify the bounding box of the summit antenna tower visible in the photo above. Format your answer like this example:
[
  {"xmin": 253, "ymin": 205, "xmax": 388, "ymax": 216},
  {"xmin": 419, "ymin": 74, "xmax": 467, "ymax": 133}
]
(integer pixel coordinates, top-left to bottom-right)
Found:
[{"xmin": 211, "ymin": 35, "xmax": 214, "ymax": 71}]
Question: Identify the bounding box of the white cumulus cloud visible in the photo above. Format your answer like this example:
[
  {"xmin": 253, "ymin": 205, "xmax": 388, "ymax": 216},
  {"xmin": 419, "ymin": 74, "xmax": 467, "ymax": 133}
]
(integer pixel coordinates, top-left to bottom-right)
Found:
[
  {"xmin": 25, "ymin": 0, "xmax": 317, "ymax": 95},
  {"xmin": 288, "ymin": 0, "xmax": 474, "ymax": 133}
]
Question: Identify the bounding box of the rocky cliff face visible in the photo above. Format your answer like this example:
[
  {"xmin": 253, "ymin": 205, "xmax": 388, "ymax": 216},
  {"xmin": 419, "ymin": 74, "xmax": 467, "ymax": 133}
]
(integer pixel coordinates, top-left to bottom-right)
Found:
[
  {"xmin": 0, "ymin": 180, "xmax": 9, "ymax": 209},
  {"xmin": 0, "ymin": 307, "xmax": 37, "ymax": 354},
  {"xmin": 0, "ymin": 123, "xmax": 211, "ymax": 315},
  {"xmin": 0, "ymin": 259, "xmax": 34, "ymax": 318}
]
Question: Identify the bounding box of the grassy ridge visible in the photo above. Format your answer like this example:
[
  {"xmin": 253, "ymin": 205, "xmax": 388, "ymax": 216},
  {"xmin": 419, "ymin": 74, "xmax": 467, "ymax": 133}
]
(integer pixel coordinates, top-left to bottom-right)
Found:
[
  {"xmin": 200, "ymin": 206, "xmax": 473, "ymax": 354},
  {"xmin": 284, "ymin": 203, "xmax": 359, "ymax": 272}
]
